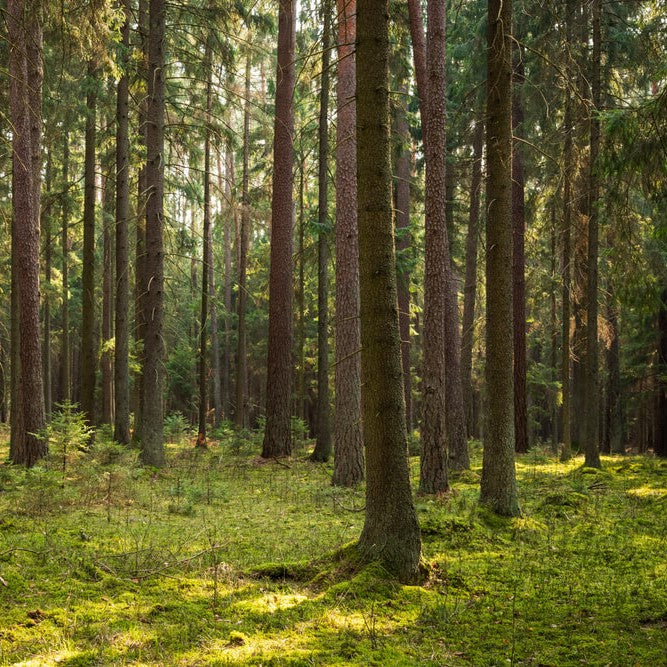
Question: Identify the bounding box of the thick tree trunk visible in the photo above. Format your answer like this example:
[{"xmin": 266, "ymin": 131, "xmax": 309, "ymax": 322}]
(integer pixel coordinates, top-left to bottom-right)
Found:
[
  {"xmin": 114, "ymin": 0, "xmax": 131, "ymax": 444},
  {"xmin": 262, "ymin": 0, "xmax": 296, "ymax": 458},
  {"xmin": 8, "ymin": 0, "xmax": 46, "ymax": 465},
  {"xmin": 356, "ymin": 0, "xmax": 421, "ymax": 582},
  {"xmin": 584, "ymin": 0, "xmax": 602, "ymax": 468},
  {"xmin": 333, "ymin": 0, "xmax": 364, "ymax": 485},
  {"xmin": 420, "ymin": 0, "xmax": 449, "ymax": 494},
  {"xmin": 311, "ymin": 0, "xmax": 332, "ymax": 462},
  {"xmin": 512, "ymin": 53, "xmax": 528, "ymax": 454},
  {"xmin": 140, "ymin": 0, "xmax": 166, "ymax": 466},
  {"xmin": 461, "ymin": 120, "xmax": 484, "ymax": 437},
  {"xmin": 480, "ymin": 0, "xmax": 519, "ymax": 516},
  {"xmin": 81, "ymin": 61, "xmax": 97, "ymax": 427}
]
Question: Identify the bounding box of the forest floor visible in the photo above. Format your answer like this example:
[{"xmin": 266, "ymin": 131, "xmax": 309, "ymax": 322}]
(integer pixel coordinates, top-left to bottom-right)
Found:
[{"xmin": 0, "ymin": 422, "xmax": 665, "ymax": 666}]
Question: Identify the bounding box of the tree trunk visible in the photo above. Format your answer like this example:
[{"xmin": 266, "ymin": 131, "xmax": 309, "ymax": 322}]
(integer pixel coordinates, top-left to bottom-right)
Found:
[
  {"xmin": 114, "ymin": 0, "xmax": 131, "ymax": 444},
  {"xmin": 606, "ymin": 295, "xmax": 623, "ymax": 453},
  {"xmin": 296, "ymin": 155, "xmax": 306, "ymax": 425},
  {"xmin": 461, "ymin": 120, "xmax": 484, "ymax": 437},
  {"xmin": 356, "ymin": 0, "xmax": 421, "ymax": 582},
  {"xmin": 584, "ymin": 0, "xmax": 601, "ymax": 468},
  {"xmin": 8, "ymin": 0, "xmax": 46, "ymax": 465},
  {"xmin": 81, "ymin": 61, "xmax": 97, "ymax": 428},
  {"xmin": 102, "ymin": 145, "xmax": 115, "ymax": 426},
  {"xmin": 223, "ymin": 138, "xmax": 234, "ymax": 421},
  {"xmin": 657, "ymin": 287, "xmax": 667, "ymax": 457},
  {"xmin": 60, "ymin": 132, "xmax": 71, "ymax": 403},
  {"xmin": 262, "ymin": 0, "xmax": 296, "ymax": 458},
  {"xmin": 333, "ymin": 0, "xmax": 364, "ymax": 486},
  {"xmin": 197, "ymin": 36, "xmax": 214, "ymax": 447},
  {"xmin": 419, "ymin": 0, "xmax": 449, "ymax": 494},
  {"xmin": 140, "ymin": 0, "xmax": 166, "ymax": 466},
  {"xmin": 311, "ymin": 0, "xmax": 332, "ymax": 462},
  {"xmin": 480, "ymin": 0, "xmax": 519, "ymax": 516},
  {"xmin": 512, "ymin": 52, "xmax": 528, "ymax": 454},
  {"xmin": 43, "ymin": 147, "xmax": 52, "ymax": 417}
]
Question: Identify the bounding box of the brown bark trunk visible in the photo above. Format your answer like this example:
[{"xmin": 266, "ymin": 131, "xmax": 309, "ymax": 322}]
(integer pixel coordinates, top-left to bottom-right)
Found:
[
  {"xmin": 333, "ymin": 0, "xmax": 364, "ymax": 486},
  {"xmin": 140, "ymin": 0, "xmax": 166, "ymax": 466},
  {"xmin": 480, "ymin": 0, "xmax": 519, "ymax": 516},
  {"xmin": 356, "ymin": 0, "xmax": 421, "ymax": 582},
  {"xmin": 61, "ymin": 132, "xmax": 71, "ymax": 403},
  {"xmin": 114, "ymin": 0, "xmax": 131, "ymax": 444},
  {"xmin": 657, "ymin": 287, "xmax": 667, "ymax": 457},
  {"xmin": 461, "ymin": 120, "xmax": 484, "ymax": 438},
  {"xmin": 261, "ymin": 0, "xmax": 296, "ymax": 458},
  {"xmin": 102, "ymin": 147, "xmax": 115, "ymax": 426},
  {"xmin": 606, "ymin": 293, "xmax": 623, "ymax": 453},
  {"xmin": 43, "ymin": 147, "xmax": 53, "ymax": 417}
]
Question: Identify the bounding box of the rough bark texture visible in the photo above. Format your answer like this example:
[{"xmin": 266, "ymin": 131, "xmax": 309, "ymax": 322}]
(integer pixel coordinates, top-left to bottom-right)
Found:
[
  {"xmin": 333, "ymin": 0, "xmax": 364, "ymax": 486},
  {"xmin": 657, "ymin": 287, "xmax": 667, "ymax": 457},
  {"xmin": 419, "ymin": 0, "xmax": 449, "ymax": 495},
  {"xmin": 61, "ymin": 133, "xmax": 71, "ymax": 403},
  {"xmin": 81, "ymin": 61, "xmax": 98, "ymax": 427},
  {"xmin": 8, "ymin": 0, "xmax": 47, "ymax": 465},
  {"xmin": 114, "ymin": 0, "xmax": 131, "ymax": 444},
  {"xmin": 356, "ymin": 0, "xmax": 421, "ymax": 582},
  {"xmin": 223, "ymin": 140, "xmax": 234, "ymax": 421},
  {"xmin": 102, "ymin": 149, "xmax": 115, "ymax": 426},
  {"xmin": 512, "ymin": 53, "xmax": 528, "ymax": 454},
  {"xmin": 262, "ymin": 0, "xmax": 295, "ymax": 458},
  {"xmin": 235, "ymin": 61, "xmax": 250, "ymax": 429},
  {"xmin": 480, "ymin": 0, "xmax": 519, "ymax": 516},
  {"xmin": 461, "ymin": 120, "xmax": 484, "ymax": 437},
  {"xmin": 584, "ymin": 0, "xmax": 602, "ymax": 468},
  {"xmin": 140, "ymin": 0, "xmax": 166, "ymax": 466},
  {"xmin": 311, "ymin": 0, "xmax": 332, "ymax": 462},
  {"xmin": 43, "ymin": 150, "xmax": 52, "ymax": 417},
  {"xmin": 394, "ymin": 89, "xmax": 412, "ymax": 433}
]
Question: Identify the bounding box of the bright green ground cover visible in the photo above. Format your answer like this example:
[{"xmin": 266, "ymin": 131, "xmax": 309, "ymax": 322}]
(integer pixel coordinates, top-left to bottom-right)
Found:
[{"xmin": 0, "ymin": 424, "xmax": 665, "ymax": 666}]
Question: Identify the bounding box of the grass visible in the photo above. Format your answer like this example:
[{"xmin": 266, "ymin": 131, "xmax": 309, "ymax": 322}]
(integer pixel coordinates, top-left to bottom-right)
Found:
[{"xmin": 0, "ymin": 423, "xmax": 665, "ymax": 666}]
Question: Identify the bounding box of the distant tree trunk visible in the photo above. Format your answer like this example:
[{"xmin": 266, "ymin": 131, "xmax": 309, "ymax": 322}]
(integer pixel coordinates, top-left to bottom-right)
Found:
[
  {"xmin": 407, "ymin": 0, "xmax": 427, "ymax": 128},
  {"xmin": 61, "ymin": 133, "xmax": 71, "ymax": 403},
  {"xmin": 420, "ymin": 0, "xmax": 449, "ymax": 495},
  {"xmin": 8, "ymin": 0, "xmax": 46, "ymax": 465},
  {"xmin": 480, "ymin": 0, "xmax": 519, "ymax": 516},
  {"xmin": 101, "ymin": 150, "xmax": 115, "ymax": 426},
  {"xmin": 311, "ymin": 0, "xmax": 332, "ymax": 462},
  {"xmin": 296, "ymin": 156, "xmax": 306, "ymax": 425},
  {"xmin": 133, "ymin": 0, "xmax": 149, "ymax": 445},
  {"xmin": 461, "ymin": 120, "xmax": 484, "ymax": 437},
  {"xmin": 606, "ymin": 293, "xmax": 623, "ymax": 453},
  {"xmin": 81, "ymin": 61, "xmax": 98, "ymax": 427},
  {"xmin": 584, "ymin": 0, "xmax": 601, "ymax": 468},
  {"xmin": 262, "ymin": 0, "xmax": 295, "ymax": 458},
  {"xmin": 0, "ymin": 340, "xmax": 6, "ymax": 423},
  {"xmin": 356, "ymin": 0, "xmax": 421, "ymax": 582},
  {"xmin": 235, "ymin": 56, "xmax": 251, "ymax": 429},
  {"xmin": 550, "ymin": 204, "xmax": 559, "ymax": 451},
  {"xmin": 657, "ymin": 287, "xmax": 667, "ymax": 457},
  {"xmin": 43, "ymin": 147, "xmax": 53, "ymax": 417},
  {"xmin": 140, "ymin": 0, "xmax": 166, "ymax": 466},
  {"xmin": 197, "ymin": 37, "xmax": 214, "ymax": 447},
  {"xmin": 222, "ymin": 142, "xmax": 234, "ymax": 420},
  {"xmin": 114, "ymin": 0, "xmax": 131, "ymax": 444},
  {"xmin": 512, "ymin": 52, "xmax": 528, "ymax": 454},
  {"xmin": 394, "ymin": 86, "xmax": 412, "ymax": 433},
  {"xmin": 333, "ymin": 0, "xmax": 364, "ymax": 486}
]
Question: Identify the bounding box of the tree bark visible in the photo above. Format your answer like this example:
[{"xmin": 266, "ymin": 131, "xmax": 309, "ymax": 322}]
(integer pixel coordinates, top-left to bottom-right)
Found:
[
  {"xmin": 43, "ymin": 147, "xmax": 53, "ymax": 417},
  {"xmin": 461, "ymin": 120, "xmax": 484, "ymax": 438},
  {"xmin": 140, "ymin": 0, "xmax": 166, "ymax": 466},
  {"xmin": 61, "ymin": 133, "xmax": 71, "ymax": 403},
  {"xmin": 81, "ymin": 61, "xmax": 98, "ymax": 428},
  {"xmin": 480, "ymin": 0, "xmax": 519, "ymax": 516},
  {"xmin": 657, "ymin": 287, "xmax": 667, "ymax": 457},
  {"xmin": 356, "ymin": 0, "xmax": 421, "ymax": 582},
  {"xmin": 262, "ymin": 0, "xmax": 296, "ymax": 458},
  {"xmin": 606, "ymin": 293, "xmax": 623, "ymax": 453},
  {"xmin": 333, "ymin": 0, "xmax": 364, "ymax": 486},
  {"xmin": 102, "ymin": 142, "xmax": 115, "ymax": 426},
  {"xmin": 114, "ymin": 0, "xmax": 131, "ymax": 444},
  {"xmin": 311, "ymin": 0, "xmax": 332, "ymax": 462}
]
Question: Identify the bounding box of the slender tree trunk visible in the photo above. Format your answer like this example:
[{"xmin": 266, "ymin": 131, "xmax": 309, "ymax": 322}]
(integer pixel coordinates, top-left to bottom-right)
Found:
[
  {"xmin": 114, "ymin": 0, "xmax": 131, "ymax": 444},
  {"xmin": 61, "ymin": 133, "xmax": 71, "ymax": 403},
  {"xmin": 550, "ymin": 203, "xmax": 559, "ymax": 451},
  {"xmin": 356, "ymin": 0, "xmax": 421, "ymax": 582},
  {"xmin": 235, "ymin": 56, "xmax": 251, "ymax": 429},
  {"xmin": 657, "ymin": 287, "xmax": 667, "ymax": 457},
  {"xmin": 606, "ymin": 293, "xmax": 623, "ymax": 453},
  {"xmin": 223, "ymin": 137, "xmax": 234, "ymax": 421},
  {"xmin": 333, "ymin": 0, "xmax": 364, "ymax": 486},
  {"xmin": 43, "ymin": 147, "xmax": 52, "ymax": 417},
  {"xmin": 296, "ymin": 155, "xmax": 306, "ymax": 425},
  {"xmin": 102, "ymin": 148, "xmax": 115, "ymax": 425},
  {"xmin": 81, "ymin": 61, "xmax": 98, "ymax": 427},
  {"xmin": 0, "ymin": 340, "xmax": 6, "ymax": 423},
  {"xmin": 419, "ymin": 0, "xmax": 449, "ymax": 494},
  {"xmin": 584, "ymin": 0, "xmax": 602, "ymax": 468},
  {"xmin": 140, "ymin": 0, "xmax": 166, "ymax": 466},
  {"xmin": 262, "ymin": 0, "xmax": 296, "ymax": 458},
  {"xmin": 8, "ymin": 0, "xmax": 46, "ymax": 465},
  {"xmin": 480, "ymin": 0, "xmax": 519, "ymax": 516},
  {"xmin": 461, "ymin": 120, "xmax": 484, "ymax": 437},
  {"xmin": 312, "ymin": 0, "xmax": 332, "ymax": 461},
  {"xmin": 512, "ymin": 53, "xmax": 528, "ymax": 454},
  {"xmin": 197, "ymin": 37, "xmax": 214, "ymax": 447},
  {"xmin": 395, "ymin": 86, "xmax": 412, "ymax": 433}
]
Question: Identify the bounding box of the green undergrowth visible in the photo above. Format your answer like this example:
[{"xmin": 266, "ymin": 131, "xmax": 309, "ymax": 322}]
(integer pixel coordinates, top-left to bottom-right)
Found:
[{"xmin": 0, "ymin": 425, "xmax": 665, "ymax": 665}]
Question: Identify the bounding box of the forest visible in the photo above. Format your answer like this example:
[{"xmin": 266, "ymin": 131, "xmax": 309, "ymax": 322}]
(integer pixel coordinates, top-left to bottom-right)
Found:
[{"xmin": 0, "ymin": 0, "xmax": 665, "ymax": 664}]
